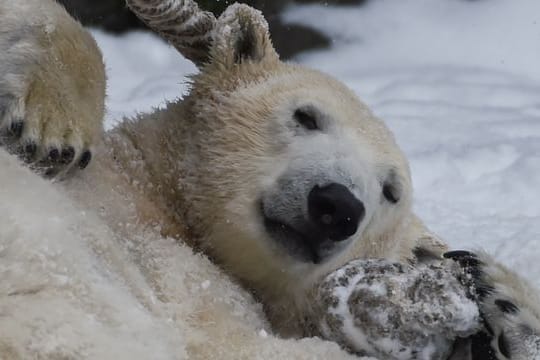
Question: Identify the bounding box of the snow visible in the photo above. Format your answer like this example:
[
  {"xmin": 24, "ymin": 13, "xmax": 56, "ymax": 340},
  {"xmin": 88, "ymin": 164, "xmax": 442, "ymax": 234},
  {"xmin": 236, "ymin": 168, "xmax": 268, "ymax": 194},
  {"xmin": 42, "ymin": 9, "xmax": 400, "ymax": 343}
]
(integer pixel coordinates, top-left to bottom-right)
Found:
[
  {"xmin": 92, "ymin": 30, "xmax": 196, "ymax": 128},
  {"xmin": 93, "ymin": 0, "xmax": 540, "ymax": 287}
]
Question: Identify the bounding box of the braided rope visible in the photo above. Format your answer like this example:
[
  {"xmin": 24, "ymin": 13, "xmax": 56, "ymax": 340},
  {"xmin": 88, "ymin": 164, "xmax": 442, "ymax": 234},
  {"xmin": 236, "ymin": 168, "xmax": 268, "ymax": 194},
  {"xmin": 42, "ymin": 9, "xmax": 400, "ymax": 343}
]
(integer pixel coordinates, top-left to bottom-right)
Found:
[{"xmin": 126, "ymin": 0, "xmax": 217, "ymax": 66}]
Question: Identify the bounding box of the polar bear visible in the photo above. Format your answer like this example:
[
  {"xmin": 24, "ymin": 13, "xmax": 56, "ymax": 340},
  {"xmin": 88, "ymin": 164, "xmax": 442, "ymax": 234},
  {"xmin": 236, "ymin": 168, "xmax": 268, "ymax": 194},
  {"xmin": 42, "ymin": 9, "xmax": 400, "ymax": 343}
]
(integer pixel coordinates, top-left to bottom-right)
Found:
[{"xmin": 0, "ymin": 0, "xmax": 539, "ymax": 359}]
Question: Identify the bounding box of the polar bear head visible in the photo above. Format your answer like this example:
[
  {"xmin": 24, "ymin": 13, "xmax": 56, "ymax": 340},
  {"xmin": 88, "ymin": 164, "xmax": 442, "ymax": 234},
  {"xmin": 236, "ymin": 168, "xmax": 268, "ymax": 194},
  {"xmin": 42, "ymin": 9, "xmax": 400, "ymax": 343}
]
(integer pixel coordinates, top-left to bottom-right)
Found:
[{"xmin": 174, "ymin": 4, "xmax": 424, "ymax": 318}]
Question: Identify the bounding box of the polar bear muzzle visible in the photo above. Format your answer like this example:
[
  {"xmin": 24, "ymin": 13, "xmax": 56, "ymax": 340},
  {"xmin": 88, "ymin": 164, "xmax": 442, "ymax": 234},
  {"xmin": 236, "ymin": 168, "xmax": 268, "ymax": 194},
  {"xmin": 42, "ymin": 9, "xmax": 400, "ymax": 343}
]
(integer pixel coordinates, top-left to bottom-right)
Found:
[
  {"xmin": 307, "ymin": 183, "xmax": 365, "ymax": 241},
  {"xmin": 261, "ymin": 181, "xmax": 365, "ymax": 264}
]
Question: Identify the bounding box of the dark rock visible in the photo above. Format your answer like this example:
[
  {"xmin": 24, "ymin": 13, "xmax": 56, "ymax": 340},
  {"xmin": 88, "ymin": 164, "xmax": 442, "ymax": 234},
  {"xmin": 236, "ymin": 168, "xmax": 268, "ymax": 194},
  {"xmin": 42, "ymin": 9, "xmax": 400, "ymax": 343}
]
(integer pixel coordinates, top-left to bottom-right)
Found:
[
  {"xmin": 57, "ymin": 0, "xmax": 145, "ymax": 33},
  {"xmin": 269, "ymin": 19, "xmax": 330, "ymax": 59}
]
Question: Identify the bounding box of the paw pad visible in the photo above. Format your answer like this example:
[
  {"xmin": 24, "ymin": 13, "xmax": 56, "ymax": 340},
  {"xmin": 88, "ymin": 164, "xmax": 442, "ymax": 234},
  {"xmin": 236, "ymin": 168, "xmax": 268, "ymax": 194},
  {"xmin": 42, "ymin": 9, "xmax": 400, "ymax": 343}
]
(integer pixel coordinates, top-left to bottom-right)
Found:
[
  {"xmin": 48, "ymin": 148, "xmax": 60, "ymax": 161},
  {"xmin": 78, "ymin": 150, "xmax": 92, "ymax": 169},
  {"xmin": 36, "ymin": 146, "xmax": 92, "ymax": 178},
  {"xmin": 60, "ymin": 146, "xmax": 75, "ymax": 164},
  {"xmin": 1, "ymin": 113, "xmax": 94, "ymax": 178}
]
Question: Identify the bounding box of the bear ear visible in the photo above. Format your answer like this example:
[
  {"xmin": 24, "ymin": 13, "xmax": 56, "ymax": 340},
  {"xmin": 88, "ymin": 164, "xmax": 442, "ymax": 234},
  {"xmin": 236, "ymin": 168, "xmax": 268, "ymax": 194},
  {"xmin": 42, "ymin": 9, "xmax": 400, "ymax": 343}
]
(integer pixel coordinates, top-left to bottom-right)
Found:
[{"xmin": 210, "ymin": 4, "xmax": 279, "ymax": 66}]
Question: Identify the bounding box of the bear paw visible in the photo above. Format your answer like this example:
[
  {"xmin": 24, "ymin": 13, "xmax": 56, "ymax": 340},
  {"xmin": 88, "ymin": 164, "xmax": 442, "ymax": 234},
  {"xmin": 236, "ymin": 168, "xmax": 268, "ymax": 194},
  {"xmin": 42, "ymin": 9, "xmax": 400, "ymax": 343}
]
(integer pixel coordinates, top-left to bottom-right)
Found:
[
  {"xmin": 0, "ymin": 10, "xmax": 105, "ymax": 178},
  {"xmin": 314, "ymin": 259, "xmax": 481, "ymax": 360},
  {"xmin": 445, "ymin": 251, "xmax": 540, "ymax": 360}
]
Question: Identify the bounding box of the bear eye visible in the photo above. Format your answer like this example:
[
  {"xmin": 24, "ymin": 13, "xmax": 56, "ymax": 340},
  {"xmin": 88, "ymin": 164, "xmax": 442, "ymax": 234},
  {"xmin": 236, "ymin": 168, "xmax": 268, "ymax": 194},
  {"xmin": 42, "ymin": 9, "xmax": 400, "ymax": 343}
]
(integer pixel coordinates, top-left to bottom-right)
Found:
[
  {"xmin": 294, "ymin": 108, "xmax": 319, "ymax": 131},
  {"xmin": 383, "ymin": 181, "xmax": 401, "ymax": 204},
  {"xmin": 382, "ymin": 183, "xmax": 400, "ymax": 204},
  {"xmin": 382, "ymin": 170, "xmax": 402, "ymax": 204}
]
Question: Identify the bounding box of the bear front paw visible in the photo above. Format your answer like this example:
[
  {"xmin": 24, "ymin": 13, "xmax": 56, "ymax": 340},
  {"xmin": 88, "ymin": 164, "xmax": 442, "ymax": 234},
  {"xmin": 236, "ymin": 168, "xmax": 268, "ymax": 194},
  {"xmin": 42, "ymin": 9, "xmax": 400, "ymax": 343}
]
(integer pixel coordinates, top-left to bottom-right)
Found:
[
  {"xmin": 314, "ymin": 259, "xmax": 481, "ymax": 359},
  {"xmin": 0, "ymin": 5, "xmax": 105, "ymax": 178},
  {"xmin": 445, "ymin": 251, "xmax": 540, "ymax": 360}
]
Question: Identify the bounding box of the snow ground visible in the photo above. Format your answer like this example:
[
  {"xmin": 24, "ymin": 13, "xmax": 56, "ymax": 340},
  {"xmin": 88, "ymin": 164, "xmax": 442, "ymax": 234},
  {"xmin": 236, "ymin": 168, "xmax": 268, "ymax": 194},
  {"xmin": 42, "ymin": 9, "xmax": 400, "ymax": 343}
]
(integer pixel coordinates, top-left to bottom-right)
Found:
[{"xmin": 92, "ymin": 0, "xmax": 540, "ymax": 286}]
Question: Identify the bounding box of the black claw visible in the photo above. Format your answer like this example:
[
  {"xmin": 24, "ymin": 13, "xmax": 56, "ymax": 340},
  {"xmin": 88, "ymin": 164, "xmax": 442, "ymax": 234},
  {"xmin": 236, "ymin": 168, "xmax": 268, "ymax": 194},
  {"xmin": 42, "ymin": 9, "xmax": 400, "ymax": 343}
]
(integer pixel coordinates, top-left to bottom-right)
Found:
[
  {"xmin": 476, "ymin": 284, "xmax": 495, "ymax": 300},
  {"xmin": 444, "ymin": 250, "xmax": 478, "ymax": 260},
  {"xmin": 60, "ymin": 146, "xmax": 75, "ymax": 164},
  {"xmin": 444, "ymin": 251, "xmax": 482, "ymax": 269},
  {"xmin": 78, "ymin": 150, "xmax": 92, "ymax": 169},
  {"xmin": 468, "ymin": 266, "xmax": 485, "ymax": 282},
  {"xmin": 498, "ymin": 333, "xmax": 511, "ymax": 358},
  {"xmin": 495, "ymin": 299, "xmax": 519, "ymax": 314},
  {"xmin": 444, "ymin": 250, "xmax": 488, "ymax": 296}
]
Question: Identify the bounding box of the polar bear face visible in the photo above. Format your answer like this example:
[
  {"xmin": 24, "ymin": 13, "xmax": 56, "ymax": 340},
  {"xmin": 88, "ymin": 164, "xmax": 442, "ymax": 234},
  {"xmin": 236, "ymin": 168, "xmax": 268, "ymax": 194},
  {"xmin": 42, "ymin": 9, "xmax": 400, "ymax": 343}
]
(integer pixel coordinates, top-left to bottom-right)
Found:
[
  {"xmin": 176, "ymin": 5, "xmax": 414, "ymax": 311},
  {"xmin": 184, "ymin": 65, "xmax": 412, "ymax": 297},
  {"xmin": 256, "ymin": 71, "xmax": 412, "ymax": 265}
]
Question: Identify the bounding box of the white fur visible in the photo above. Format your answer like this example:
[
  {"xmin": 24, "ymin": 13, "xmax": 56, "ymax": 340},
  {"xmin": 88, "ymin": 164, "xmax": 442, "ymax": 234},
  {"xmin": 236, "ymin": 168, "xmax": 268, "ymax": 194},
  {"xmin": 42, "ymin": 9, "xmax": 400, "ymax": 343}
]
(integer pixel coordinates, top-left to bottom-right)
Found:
[{"xmin": 0, "ymin": 150, "xmax": 365, "ymax": 359}]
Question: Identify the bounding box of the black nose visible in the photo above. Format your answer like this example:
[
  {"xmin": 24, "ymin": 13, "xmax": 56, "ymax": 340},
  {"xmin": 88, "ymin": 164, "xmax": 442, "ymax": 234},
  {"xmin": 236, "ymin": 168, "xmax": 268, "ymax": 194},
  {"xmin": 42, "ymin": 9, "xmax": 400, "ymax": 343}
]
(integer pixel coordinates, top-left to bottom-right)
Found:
[{"xmin": 308, "ymin": 183, "xmax": 365, "ymax": 242}]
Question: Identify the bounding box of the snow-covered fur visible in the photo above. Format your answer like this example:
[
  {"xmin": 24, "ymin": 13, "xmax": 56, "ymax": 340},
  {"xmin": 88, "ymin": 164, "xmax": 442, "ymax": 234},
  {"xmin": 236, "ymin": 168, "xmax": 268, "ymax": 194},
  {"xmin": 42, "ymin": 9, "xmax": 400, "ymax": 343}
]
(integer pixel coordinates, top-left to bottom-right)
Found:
[
  {"xmin": 0, "ymin": 0, "xmax": 539, "ymax": 359},
  {"xmin": 314, "ymin": 259, "xmax": 481, "ymax": 359},
  {"xmin": 0, "ymin": 150, "xmax": 358, "ymax": 359},
  {"xmin": 314, "ymin": 254, "xmax": 540, "ymax": 359}
]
